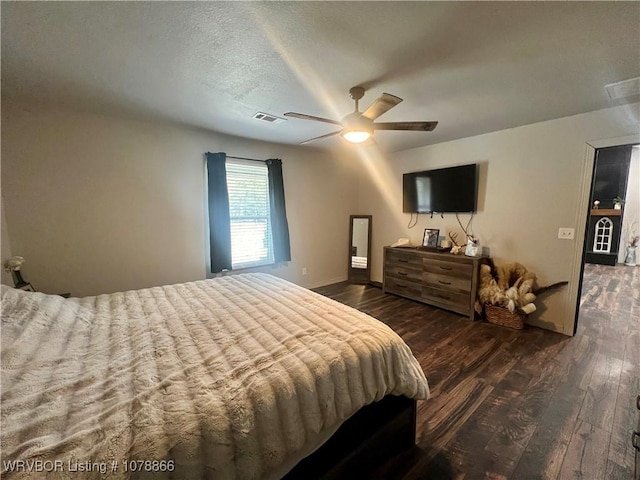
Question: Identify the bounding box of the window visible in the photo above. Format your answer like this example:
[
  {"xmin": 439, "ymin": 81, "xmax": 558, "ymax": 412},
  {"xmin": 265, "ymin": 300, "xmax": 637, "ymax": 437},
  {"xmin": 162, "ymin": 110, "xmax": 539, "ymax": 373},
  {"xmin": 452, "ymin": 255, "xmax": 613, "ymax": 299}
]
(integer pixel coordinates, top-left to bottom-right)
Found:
[
  {"xmin": 206, "ymin": 152, "xmax": 290, "ymax": 274},
  {"xmin": 226, "ymin": 160, "xmax": 274, "ymax": 269},
  {"xmin": 593, "ymin": 217, "xmax": 613, "ymax": 253}
]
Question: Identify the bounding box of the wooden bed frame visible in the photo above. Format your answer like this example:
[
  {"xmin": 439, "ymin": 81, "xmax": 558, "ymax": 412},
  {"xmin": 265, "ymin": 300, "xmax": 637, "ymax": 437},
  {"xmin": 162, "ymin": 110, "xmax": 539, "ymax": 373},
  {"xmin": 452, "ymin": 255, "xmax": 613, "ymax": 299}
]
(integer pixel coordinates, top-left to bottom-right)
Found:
[{"xmin": 284, "ymin": 395, "xmax": 417, "ymax": 479}]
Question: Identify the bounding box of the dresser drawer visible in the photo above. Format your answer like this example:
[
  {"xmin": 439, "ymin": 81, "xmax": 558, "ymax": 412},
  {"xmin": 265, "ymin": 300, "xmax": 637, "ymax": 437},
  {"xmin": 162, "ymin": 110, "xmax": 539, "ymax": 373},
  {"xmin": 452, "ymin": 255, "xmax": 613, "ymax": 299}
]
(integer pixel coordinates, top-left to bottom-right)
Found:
[
  {"xmin": 422, "ymin": 258, "xmax": 473, "ymax": 278},
  {"xmin": 384, "ymin": 276, "xmax": 423, "ymax": 300},
  {"xmin": 421, "ymin": 286, "xmax": 470, "ymax": 314},
  {"xmin": 386, "ymin": 248, "xmax": 423, "ymax": 268},
  {"xmin": 385, "ymin": 262, "xmax": 423, "ymax": 282},
  {"xmin": 422, "ymin": 271, "xmax": 472, "ymax": 293}
]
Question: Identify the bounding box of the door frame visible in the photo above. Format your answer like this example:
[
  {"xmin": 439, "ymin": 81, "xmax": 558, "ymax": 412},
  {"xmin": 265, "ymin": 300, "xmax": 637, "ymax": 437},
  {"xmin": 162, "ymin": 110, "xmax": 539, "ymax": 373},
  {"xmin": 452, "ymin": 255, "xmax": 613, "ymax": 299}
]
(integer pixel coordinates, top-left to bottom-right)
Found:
[{"xmin": 571, "ymin": 133, "xmax": 640, "ymax": 334}]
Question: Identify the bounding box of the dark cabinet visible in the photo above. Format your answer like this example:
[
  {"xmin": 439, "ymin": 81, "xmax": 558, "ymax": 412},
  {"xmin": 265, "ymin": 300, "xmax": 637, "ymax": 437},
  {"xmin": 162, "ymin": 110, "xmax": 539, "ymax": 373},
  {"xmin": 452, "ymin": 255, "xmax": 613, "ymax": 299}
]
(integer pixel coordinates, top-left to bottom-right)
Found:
[{"xmin": 586, "ymin": 145, "xmax": 632, "ymax": 266}]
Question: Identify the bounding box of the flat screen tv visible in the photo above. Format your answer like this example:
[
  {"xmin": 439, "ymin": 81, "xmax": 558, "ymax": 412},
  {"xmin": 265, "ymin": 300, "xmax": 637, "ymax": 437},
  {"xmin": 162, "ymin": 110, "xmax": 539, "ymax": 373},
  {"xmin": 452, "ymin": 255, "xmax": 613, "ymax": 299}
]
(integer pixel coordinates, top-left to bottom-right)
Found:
[{"xmin": 403, "ymin": 163, "xmax": 478, "ymax": 213}]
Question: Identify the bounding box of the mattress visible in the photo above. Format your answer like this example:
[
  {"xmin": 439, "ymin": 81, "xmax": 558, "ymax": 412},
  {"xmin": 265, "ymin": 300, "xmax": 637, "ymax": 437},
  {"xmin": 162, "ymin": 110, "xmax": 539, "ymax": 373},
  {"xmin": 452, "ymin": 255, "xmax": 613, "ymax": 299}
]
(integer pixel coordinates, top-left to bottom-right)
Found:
[{"xmin": 1, "ymin": 273, "xmax": 429, "ymax": 479}]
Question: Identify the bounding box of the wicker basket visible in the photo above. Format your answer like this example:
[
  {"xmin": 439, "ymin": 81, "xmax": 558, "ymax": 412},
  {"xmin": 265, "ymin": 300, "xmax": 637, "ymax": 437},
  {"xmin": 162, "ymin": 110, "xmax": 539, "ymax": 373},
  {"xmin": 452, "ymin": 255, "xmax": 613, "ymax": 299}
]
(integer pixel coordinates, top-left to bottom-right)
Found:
[{"xmin": 485, "ymin": 305, "xmax": 526, "ymax": 329}]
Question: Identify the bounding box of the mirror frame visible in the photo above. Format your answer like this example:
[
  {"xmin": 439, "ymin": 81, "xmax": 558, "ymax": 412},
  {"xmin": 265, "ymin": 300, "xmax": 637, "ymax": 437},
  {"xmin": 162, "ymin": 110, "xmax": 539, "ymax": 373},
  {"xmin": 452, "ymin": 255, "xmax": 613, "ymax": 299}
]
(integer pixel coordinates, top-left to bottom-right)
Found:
[{"xmin": 348, "ymin": 215, "xmax": 372, "ymax": 284}]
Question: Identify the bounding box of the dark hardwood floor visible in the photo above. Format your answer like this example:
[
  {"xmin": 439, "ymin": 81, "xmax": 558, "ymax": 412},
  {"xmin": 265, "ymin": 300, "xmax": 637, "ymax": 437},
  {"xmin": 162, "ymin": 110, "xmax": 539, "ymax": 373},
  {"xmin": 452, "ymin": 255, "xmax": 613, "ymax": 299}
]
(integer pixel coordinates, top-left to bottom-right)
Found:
[{"xmin": 314, "ymin": 263, "xmax": 639, "ymax": 479}]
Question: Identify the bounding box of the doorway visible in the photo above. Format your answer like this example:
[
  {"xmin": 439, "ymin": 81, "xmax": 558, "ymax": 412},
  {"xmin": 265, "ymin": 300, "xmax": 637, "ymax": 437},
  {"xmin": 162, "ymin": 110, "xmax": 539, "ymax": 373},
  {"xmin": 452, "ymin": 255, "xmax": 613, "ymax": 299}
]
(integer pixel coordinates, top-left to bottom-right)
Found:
[{"xmin": 573, "ymin": 140, "xmax": 639, "ymax": 335}]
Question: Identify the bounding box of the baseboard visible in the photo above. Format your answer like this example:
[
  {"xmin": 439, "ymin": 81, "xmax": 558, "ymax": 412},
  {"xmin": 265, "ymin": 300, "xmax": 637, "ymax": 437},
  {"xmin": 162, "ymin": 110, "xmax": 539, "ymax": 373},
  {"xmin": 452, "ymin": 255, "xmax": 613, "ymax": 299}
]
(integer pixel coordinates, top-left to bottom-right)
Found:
[
  {"xmin": 308, "ymin": 278, "xmax": 383, "ymax": 290},
  {"xmin": 307, "ymin": 276, "xmax": 348, "ymax": 289}
]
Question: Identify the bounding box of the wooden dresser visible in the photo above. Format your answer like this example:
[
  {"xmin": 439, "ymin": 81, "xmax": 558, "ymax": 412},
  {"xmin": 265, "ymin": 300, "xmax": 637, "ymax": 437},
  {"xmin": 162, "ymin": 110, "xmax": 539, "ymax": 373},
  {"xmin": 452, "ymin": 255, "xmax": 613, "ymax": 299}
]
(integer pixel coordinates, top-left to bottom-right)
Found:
[{"xmin": 383, "ymin": 246, "xmax": 485, "ymax": 321}]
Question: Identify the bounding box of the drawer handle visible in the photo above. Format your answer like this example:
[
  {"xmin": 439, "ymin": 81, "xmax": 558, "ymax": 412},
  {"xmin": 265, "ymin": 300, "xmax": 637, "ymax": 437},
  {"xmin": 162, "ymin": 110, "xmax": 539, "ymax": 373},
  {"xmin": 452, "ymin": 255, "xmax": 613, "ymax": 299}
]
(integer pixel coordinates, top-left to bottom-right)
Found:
[
  {"xmin": 434, "ymin": 293, "xmax": 451, "ymax": 300},
  {"xmin": 637, "ymin": 394, "xmax": 640, "ymax": 410},
  {"xmin": 439, "ymin": 266, "xmax": 453, "ymax": 271},
  {"xmin": 438, "ymin": 280, "xmax": 452, "ymax": 285},
  {"xmin": 633, "ymin": 431, "xmax": 640, "ymax": 451},
  {"xmin": 397, "ymin": 284, "xmax": 408, "ymax": 289},
  {"xmin": 398, "ymin": 259, "xmax": 409, "ymax": 263}
]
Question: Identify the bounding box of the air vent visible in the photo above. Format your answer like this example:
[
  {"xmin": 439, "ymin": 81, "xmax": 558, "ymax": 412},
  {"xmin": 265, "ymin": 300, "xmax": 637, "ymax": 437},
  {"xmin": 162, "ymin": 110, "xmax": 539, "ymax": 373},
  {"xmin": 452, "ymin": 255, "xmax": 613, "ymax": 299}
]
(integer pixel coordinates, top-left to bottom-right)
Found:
[
  {"xmin": 604, "ymin": 77, "xmax": 640, "ymax": 101},
  {"xmin": 252, "ymin": 112, "xmax": 286, "ymax": 124}
]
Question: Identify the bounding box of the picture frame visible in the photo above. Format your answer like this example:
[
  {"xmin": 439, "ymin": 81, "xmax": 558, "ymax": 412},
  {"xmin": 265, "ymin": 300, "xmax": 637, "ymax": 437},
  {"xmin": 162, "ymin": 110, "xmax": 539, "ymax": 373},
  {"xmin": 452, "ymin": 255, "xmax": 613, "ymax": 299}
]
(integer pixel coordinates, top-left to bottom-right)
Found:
[
  {"xmin": 422, "ymin": 228, "xmax": 440, "ymax": 248},
  {"xmin": 17, "ymin": 283, "xmax": 35, "ymax": 292}
]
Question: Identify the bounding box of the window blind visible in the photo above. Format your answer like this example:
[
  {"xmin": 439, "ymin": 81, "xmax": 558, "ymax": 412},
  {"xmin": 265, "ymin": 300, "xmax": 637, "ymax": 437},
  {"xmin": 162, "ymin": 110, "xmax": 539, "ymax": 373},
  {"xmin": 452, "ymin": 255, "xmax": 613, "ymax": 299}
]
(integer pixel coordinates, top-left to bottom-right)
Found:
[{"xmin": 226, "ymin": 161, "xmax": 275, "ymax": 269}]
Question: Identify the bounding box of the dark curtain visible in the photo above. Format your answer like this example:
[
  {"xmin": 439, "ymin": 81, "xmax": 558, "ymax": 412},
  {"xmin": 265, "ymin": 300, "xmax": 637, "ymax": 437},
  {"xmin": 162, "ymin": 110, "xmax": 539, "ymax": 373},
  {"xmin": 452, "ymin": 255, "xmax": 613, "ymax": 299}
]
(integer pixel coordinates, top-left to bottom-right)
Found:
[
  {"xmin": 267, "ymin": 159, "xmax": 291, "ymax": 262},
  {"xmin": 206, "ymin": 152, "xmax": 232, "ymax": 273}
]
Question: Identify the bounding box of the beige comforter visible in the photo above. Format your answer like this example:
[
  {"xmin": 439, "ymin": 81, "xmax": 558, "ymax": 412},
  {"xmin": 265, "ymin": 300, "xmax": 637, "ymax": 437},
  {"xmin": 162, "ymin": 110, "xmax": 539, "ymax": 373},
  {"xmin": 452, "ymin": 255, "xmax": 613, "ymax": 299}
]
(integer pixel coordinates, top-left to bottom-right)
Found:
[{"xmin": 1, "ymin": 273, "xmax": 429, "ymax": 479}]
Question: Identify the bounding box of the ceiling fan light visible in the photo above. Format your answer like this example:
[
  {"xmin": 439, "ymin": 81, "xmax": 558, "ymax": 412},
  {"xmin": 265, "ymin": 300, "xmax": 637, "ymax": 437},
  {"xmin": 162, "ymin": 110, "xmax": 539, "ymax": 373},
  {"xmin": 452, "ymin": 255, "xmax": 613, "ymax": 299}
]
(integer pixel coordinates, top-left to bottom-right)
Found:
[
  {"xmin": 342, "ymin": 130, "xmax": 371, "ymax": 143},
  {"xmin": 341, "ymin": 112, "xmax": 373, "ymax": 144}
]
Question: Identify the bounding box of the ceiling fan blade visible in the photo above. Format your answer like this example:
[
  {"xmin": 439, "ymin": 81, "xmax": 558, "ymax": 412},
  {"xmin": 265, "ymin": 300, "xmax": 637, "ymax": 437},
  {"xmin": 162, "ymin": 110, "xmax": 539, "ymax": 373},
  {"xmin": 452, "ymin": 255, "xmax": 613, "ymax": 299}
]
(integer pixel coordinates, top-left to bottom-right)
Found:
[
  {"xmin": 362, "ymin": 93, "xmax": 403, "ymax": 120},
  {"xmin": 284, "ymin": 112, "xmax": 342, "ymax": 126},
  {"xmin": 373, "ymin": 121, "xmax": 438, "ymax": 131},
  {"xmin": 300, "ymin": 130, "xmax": 342, "ymax": 145}
]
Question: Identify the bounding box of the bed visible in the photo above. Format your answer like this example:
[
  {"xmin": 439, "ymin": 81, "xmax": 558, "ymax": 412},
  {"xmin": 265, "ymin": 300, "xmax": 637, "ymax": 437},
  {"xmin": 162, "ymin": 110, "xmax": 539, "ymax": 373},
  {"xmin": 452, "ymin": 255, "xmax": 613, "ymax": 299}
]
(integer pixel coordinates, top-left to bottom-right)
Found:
[{"xmin": 1, "ymin": 273, "xmax": 429, "ymax": 479}]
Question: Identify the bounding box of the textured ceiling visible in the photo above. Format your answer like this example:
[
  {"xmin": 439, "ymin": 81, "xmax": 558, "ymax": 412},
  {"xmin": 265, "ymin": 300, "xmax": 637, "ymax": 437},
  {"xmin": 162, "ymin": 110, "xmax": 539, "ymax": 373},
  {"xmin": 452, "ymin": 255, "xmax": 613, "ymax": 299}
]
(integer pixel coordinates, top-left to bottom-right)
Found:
[{"xmin": 2, "ymin": 2, "xmax": 639, "ymax": 152}]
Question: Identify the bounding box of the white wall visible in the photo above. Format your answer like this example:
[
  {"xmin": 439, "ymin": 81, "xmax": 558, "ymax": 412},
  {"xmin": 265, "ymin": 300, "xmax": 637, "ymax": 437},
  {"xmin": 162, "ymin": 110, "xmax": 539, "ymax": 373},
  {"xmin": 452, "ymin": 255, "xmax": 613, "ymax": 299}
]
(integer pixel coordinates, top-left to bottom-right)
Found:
[
  {"xmin": 0, "ymin": 195, "xmax": 14, "ymax": 285},
  {"xmin": 1, "ymin": 100, "xmax": 358, "ymax": 296},
  {"xmin": 619, "ymin": 146, "xmax": 639, "ymax": 264},
  {"xmin": 356, "ymin": 102, "xmax": 639, "ymax": 335},
  {"xmin": 3, "ymin": 97, "xmax": 638, "ymax": 334}
]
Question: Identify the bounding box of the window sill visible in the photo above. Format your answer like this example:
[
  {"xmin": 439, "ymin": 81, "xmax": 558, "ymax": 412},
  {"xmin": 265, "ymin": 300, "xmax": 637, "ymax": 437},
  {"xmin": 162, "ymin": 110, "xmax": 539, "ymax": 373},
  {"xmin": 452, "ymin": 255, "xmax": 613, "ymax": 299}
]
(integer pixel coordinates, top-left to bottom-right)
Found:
[{"xmin": 231, "ymin": 262, "xmax": 277, "ymax": 272}]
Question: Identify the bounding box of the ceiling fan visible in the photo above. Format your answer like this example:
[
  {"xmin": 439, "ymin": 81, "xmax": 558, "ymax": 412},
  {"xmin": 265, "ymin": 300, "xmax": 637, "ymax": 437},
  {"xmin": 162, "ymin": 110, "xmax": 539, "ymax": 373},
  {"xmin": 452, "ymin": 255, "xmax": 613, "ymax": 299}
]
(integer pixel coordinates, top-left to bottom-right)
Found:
[{"xmin": 284, "ymin": 86, "xmax": 438, "ymax": 145}]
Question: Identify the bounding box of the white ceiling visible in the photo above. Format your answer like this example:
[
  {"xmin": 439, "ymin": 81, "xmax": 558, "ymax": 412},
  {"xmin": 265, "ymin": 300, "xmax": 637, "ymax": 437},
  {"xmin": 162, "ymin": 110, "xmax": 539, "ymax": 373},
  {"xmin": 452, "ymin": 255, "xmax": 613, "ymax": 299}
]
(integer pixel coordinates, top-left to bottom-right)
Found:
[{"xmin": 2, "ymin": 2, "xmax": 639, "ymax": 152}]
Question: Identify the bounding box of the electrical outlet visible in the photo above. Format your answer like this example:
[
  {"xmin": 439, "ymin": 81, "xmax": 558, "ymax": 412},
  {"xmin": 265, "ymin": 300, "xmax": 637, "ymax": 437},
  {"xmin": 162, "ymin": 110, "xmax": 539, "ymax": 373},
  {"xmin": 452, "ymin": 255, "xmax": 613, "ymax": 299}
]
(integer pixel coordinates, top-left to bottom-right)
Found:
[
  {"xmin": 302, "ymin": 267, "xmax": 307, "ymax": 275},
  {"xmin": 558, "ymin": 227, "xmax": 575, "ymax": 240}
]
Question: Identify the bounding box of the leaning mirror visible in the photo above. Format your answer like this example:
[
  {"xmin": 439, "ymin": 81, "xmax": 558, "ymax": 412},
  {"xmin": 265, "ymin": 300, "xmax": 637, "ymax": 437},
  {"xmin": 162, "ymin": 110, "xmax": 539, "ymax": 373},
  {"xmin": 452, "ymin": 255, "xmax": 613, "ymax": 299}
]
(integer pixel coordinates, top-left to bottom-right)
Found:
[{"xmin": 348, "ymin": 215, "xmax": 372, "ymax": 284}]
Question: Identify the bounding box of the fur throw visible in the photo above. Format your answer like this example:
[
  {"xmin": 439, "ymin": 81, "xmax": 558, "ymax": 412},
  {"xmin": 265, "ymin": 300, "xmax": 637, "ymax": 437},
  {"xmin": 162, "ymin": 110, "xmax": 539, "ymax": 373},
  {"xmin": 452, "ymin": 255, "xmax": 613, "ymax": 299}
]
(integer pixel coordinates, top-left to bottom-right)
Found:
[
  {"xmin": 475, "ymin": 260, "xmax": 538, "ymax": 314},
  {"xmin": 475, "ymin": 259, "xmax": 569, "ymax": 316}
]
